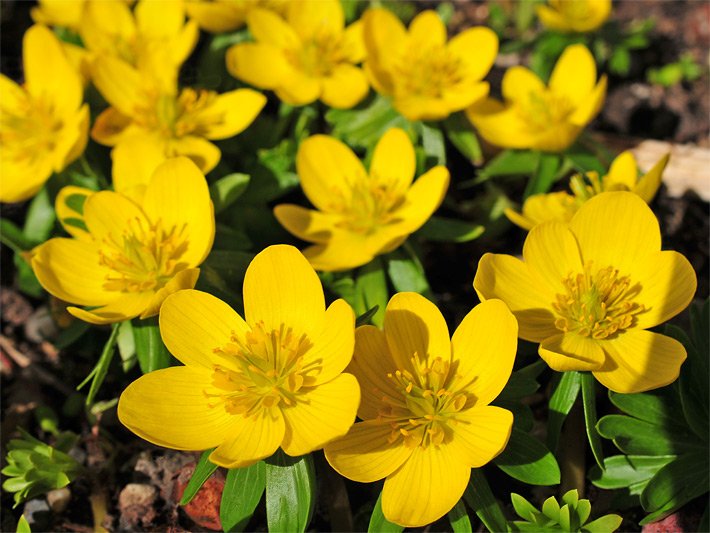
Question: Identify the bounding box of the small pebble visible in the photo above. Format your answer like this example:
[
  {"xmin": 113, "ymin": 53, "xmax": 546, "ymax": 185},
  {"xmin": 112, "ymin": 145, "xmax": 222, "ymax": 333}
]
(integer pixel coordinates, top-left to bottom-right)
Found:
[{"xmin": 46, "ymin": 487, "xmax": 71, "ymax": 513}]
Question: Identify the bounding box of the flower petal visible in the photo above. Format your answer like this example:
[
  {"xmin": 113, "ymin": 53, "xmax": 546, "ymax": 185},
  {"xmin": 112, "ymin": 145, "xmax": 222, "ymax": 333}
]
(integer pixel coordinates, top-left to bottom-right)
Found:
[
  {"xmin": 55, "ymin": 185, "xmax": 93, "ymax": 241},
  {"xmin": 243, "ymin": 244, "xmax": 325, "ymax": 337},
  {"xmin": 247, "ymin": 7, "xmax": 300, "ymax": 48},
  {"xmin": 362, "ymin": 8, "xmax": 407, "ymax": 87},
  {"xmin": 474, "ymin": 253, "xmax": 558, "ymax": 342},
  {"xmin": 281, "ymin": 373, "xmax": 360, "ymax": 457},
  {"xmin": 301, "ymin": 236, "xmax": 382, "ymax": 272},
  {"xmin": 384, "ymin": 292, "xmax": 451, "ymax": 373},
  {"xmin": 535, "ymin": 4, "xmax": 569, "ymax": 31},
  {"xmin": 112, "ymin": 135, "xmax": 167, "ymax": 198},
  {"xmin": 448, "ymin": 26, "xmax": 498, "ymax": 82},
  {"xmin": 568, "ymin": 192, "xmax": 660, "ymax": 275},
  {"xmin": 118, "ymin": 366, "xmax": 233, "ymax": 451},
  {"xmin": 539, "ymin": 332, "xmax": 606, "ymax": 371},
  {"xmin": 549, "ymin": 44, "xmax": 597, "ymax": 108},
  {"xmin": 466, "ymin": 98, "xmax": 536, "ymax": 149},
  {"xmin": 387, "ymin": 165, "xmax": 450, "ymax": 235},
  {"xmin": 274, "ymin": 69, "xmax": 321, "ymax": 106},
  {"xmin": 273, "ymin": 204, "xmax": 344, "ymax": 244},
  {"xmin": 209, "ymin": 408, "xmax": 285, "ymax": 468},
  {"xmin": 369, "ymin": 128, "xmax": 416, "ymax": 197},
  {"xmin": 226, "ymin": 43, "xmax": 292, "ymax": 90},
  {"xmin": 90, "ymin": 55, "xmax": 144, "ymax": 117},
  {"xmin": 502, "ymin": 66, "xmax": 545, "ymax": 104},
  {"xmin": 448, "ymin": 406, "xmax": 513, "ymax": 467},
  {"xmin": 593, "ymin": 330, "xmax": 687, "ymax": 393},
  {"xmin": 159, "ymin": 289, "xmax": 250, "ymax": 370},
  {"xmin": 135, "ymin": 0, "xmax": 185, "ymax": 39},
  {"xmin": 382, "ymin": 445, "xmax": 470, "ymax": 528},
  {"xmin": 349, "ymin": 325, "xmax": 400, "ymax": 420},
  {"xmin": 198, "ymin": 88, "xmax": 266, "ymax": 140},
  {"xmin": 604, "ymin": 151, "xmax": 638, "ymax": 191},
  {"xmin": 140, "ymin": 268, "xmax": 200, "ymax": 319},
  {"xmin": 523, "ymin": 221, "xmax": 583, "ymax": 294},
  {"xmin": 287, "ymin": 0, "xmax": 344, "ymax": 40},
  {"xmin": 296, "ymin": 134, "xmax": 367, "ymax": 212},
  {"xmin": 31, "ymin": 238, "xmax": 115, "ymax": 306},
  {"xmin": 451, "ymin": 300, "xmax": 517, "ymax": 405},
  {"xmin": 141, "ymin": 157, "xmax": 214, "ymax": 267},
  {"xmin": 632, "ymin": 251, "xmax": 697, "ymax": 330},
  {"xmin": 324, "ymin": 422, "xmax": 413, "ymax": 483},
  {"xmin": 91, "ymin": 107, "xmax": 134, "ymax": 146},
  {"xmin": 633, "ymin": 153, "xmax": 669, "ymax": 203},
  {"xmin": 168, "ymin": 135, "xmax": 221, "ymax": 174},
  {"xmin": 68, "ymin": 292, "xmax": 154, "ymax": 324},
  {"xmin": 303, "ymin": 299, "xmax": 355, "ymax": 385},
  {"xmin": 321, "ymin": 64, "xmax": 369, "ymax": 109},
  {"xmin": 568, "ymin": 75, "xmax": 607, "ymax": 127},
  {"xmin": 408, "ymin": 10, "xmax": 446, "ymax": 47}
]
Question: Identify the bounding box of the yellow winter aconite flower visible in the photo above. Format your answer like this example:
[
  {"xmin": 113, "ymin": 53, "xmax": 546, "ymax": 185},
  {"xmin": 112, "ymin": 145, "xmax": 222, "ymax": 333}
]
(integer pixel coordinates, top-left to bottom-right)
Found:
[
  {"xmin": 474, "ymin": 192, "xmax": 697, "ymax": 394},
  {"xmin": 362, "ymin": 8, "xmax": 498, "ymax": 121},
  {"xmin": 31, "ymin": 0, "xmax": 85, "ymax": 31},
  {"xmin": 90, "ymin": 53, "xmax": 265, "ymax": 185},
  {"xmin": 226, "ymin": 0, "xmax": 369, "ymax": 108},
  {"xmin": 537, "ymin": 0, "xmax": 612, "ymax": 33},
  {"xmin": 274, "ymin": 128, "xmax": 449, "ymax": 271},
  {"xmin": 325, "ymin": 293, "xmax": 516, "ymax": 527},
  {"xmin": 466, "ymin": 44, "xmax": 606, "ymax": 152},
  {"xmin": 31, "ymin": 157, "xmax": 214, "ymax": 324},
  {"xmin": 79, "ymin": 0, "xmax": 198, "ymax": 73},
  {"xmin": 118, "ymin": 245, "xmax": 360, "ymax": 468},
  {"xmin": 184, "ymin": 0, "xmax": 287, "ymax": 33},
  {"xmin": 506, "ymin": 151, "xmax": 670, "ymax": 230},
  {"xmin": 0, "ymin": 25, "xmax": 89, "ymax": 203}
]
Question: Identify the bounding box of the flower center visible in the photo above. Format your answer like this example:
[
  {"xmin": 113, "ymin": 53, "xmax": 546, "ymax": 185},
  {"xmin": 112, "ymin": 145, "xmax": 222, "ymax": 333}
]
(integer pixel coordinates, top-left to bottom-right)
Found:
[
  {"xmin": 329, "ymin": 173, "xmax": 405, "ymax": 234},
  {"xmin": 377, "ymin": 355, "xmax": 468, "ymax": 449},
  {"xmin": 138, "ymin": 88, "xmax": 220, "ymax": 139},
  {"xmin": 552, "ymin": 262, "xmax": 645, "ymax": 339},
  {"xmin": 288, "ymin": 30, "xmax": 345, "ymax": 77},
  {"xmin": 517, "ymin": 90, "xmax": 574, "ymax": 131},
  {"xmin": 98, "ymin": 217, "xmax": 190, "ymax": 293},
  {"xmin": 0, "ymin": 97, "xmax": 61, "ymax": 162},
  {"xmin": 394, "ymin": 44, "xmax": 463, "ymax": 98},
  {"xmin": 207, "ymin": 322, "xmax": 318, "ymax": 416}
]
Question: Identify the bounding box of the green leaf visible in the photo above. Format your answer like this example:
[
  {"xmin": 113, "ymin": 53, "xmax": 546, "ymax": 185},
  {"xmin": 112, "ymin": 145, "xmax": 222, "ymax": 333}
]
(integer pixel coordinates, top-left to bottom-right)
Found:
[
  {"xmin": 511, "ymin": 493, "xmax": 540, "ymax": 522},
  {"xmin": 419, "ymin": 122, "xmax": 446, "ymax": 166},
  {"xmin": 354, "ymin": 259, "xmax": 388, "ymax": 327},
  {"xmin": 583, "ymin": 513, "xmax": 623, "ymax": 533},
  {"xmin": 203, "ymin": 250, "xmax": 253, "ymax": 282},
  {"xmin": 16, "ymin": 514, "xmax": 31, "ymax": 533},
  {"xmin": 179, "ymin": 449, "xmax": 218, "ymax": 506},
  {"xmin": 417, "ymin": 216, "xmax": 485, "ymax": 243},
  {"xmin": 0, "ymin": 219, "xmax": 34, "ymax": 253},
  {"xmin": 448, "ymin": 499, "xmax": 473, "ymax": 533},
  {"xmin": 23, "ymin": 187, "xmax": 56, "ymax": 244},
  {"xmin": 443, "ymin": 112, "xmax": 483, "ymax": 165},
  {"xmin": 221, "ymin": 461, "xmax": 266, "ymax": 532},
  {"xmin": 541, "ymin": 495, "xmax": 561, "ymax": 522},
  {"xmin": 210, "ymin": 173, "xmax": 250, "ymax": 214},
  {"xmin": 580, "ymin": 372, "xmax": 605, "ymax": 469},
  {"xmin": 116, "ymin": 320, "xmax": 136, "ymax": 372},
  {"xmin": 524, "ymin": 153, "xmax": 561, "ymax": 199},
  {"xmin": 589, "ymin": 455, "xmax": 676, "ymax": 490},
  {"xmin": 385, "ymin": 245, "xmax": 432, "ymax": 297},
  {"xmin": 608, "ymin": 47, "xmax": 631, "ymax": 75},
  {"xmin": 463, "ymin": 469, "xmax": 508, "ymax": 533},
  {"xmin": 547, "ymin": 371, "xmax": 581, "ymax": 452},
  {"xmin": 496, "ymin": 360, "xmax": 545, "ymax": 401},
  {"xmin": 368, "ymin": 493, "xmax": 404, "ymax": 533},
  {"xmin": 477, "ymin": 150, "xmax": 541, "ymax": 182},
  {"xmin": 596, "ymin": 415, "xmax": 701, "ymax": 455},
  {"xmin": 265, "ymin": 452, "xmax": 315, "ymax": 533},
  {"xmin": 355, "ymin": 305, "xmax": 380, "ymax": 327},
  {"xmin": 640, "ymin": 451, "xmax": 709, "ymax": 515},
  {"xmin": 608, "ymin": 389, "xmax": 682, "ymax": 427},
  {"xmin": 77, "ymin": 323, "xmax": 120, "ymax": 406},
  {"xmin": 494, "ymin": 428, "xmax": 561, "ymax": 485},
  {"xmin": 133, "ymin": 317, "xmax": 172, "ymax": 374}
]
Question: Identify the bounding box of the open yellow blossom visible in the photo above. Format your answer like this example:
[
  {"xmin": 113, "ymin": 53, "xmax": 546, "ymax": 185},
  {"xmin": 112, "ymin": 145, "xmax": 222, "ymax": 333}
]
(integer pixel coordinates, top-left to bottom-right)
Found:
[
  {"xmin": 90, "ymin": 54, "xmax": 265, "ymax": 183},
  {"xmin": 118, "ymin": 245, "xmax": 360, "ymax": 468},
  {"xmin": 274, "ymin": 128, "xmax": 449, "ymax": 271},
  {"xmin": 537, "ymin": 0, "xmax": 612, "ymax": 33},
  {"xmin": 79, "ymin": 0, "xmax": 197, "ymax": 73},
  {"xmin": 466, "ymin": 44, "xmax": 606, "ymax": 152},
  {"xmin": 226, "ymin": 0, "xmax": 368, "ymax": 108},
  {"xmin": 184, "ymin": 0, "xmax": 287, "ymax": 33},
  {"xmin": 325, "ymin": 293, "xmax": 515, "ymax": 527},
  {"xmin": 362, "ymin": 8, "xmax": 498, "ymax": 121},
  {"xmin": 506, "ymin": 151, "xmax": 670, "ymax": 230},
  {"xmin": 31, "ymin": 157, "xmax": 214, "ymax": 324},
  {"xmin": 474, "ymin": 192, "xmax": 697, "ymax": 394},
  {"xmin": 0, "ymin": 25, "xmax": 89, "ymax": 203},
  {"xmin": 31, "ymin": 0, "xmax": 85, "ymax": 31}
]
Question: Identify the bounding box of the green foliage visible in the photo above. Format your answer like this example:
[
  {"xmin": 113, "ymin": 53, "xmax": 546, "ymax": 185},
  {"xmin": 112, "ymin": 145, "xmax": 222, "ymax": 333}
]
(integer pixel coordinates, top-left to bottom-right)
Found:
[
  {"xmin": 179, "ymin": 448, "xmax": 218, "ymax": 506},
  {"xmin": 368, "ymin": 493, "xmax": 403, "ymax": 533},
  {"xmin": 647, "ymin": 52, "xmax": 704, "ymax": 87},
  {"xmin": 591, "ymin": 300, "xmax": 710, "ymax": 525},
  {"xmin": 494, "ymin": 428, "xmax": 561, "ymax": 486},
  {"xmin": 509, "ymin": 490, "xmax": 622, "ymax": 532},
  {"xmin": 2, "ymin": 429, "xmax": 82, "ymax": 508},
  {"xmin": 265, "ymin": 451, "xmax": 316, "ymax": 533},
  {"xmin": 463, "ymin": 469, "xmax": 508, "ymax": 533},
  {"xmin": 221, "ymin": 461, "xmax": 266, "ymax": 532}
]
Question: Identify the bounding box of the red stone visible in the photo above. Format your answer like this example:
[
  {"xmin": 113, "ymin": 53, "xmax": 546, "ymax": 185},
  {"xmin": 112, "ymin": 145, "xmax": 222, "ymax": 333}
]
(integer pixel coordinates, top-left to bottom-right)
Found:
[{"xmin": 174, "ymin": 463, "xmax": 225, "ymax": 531}]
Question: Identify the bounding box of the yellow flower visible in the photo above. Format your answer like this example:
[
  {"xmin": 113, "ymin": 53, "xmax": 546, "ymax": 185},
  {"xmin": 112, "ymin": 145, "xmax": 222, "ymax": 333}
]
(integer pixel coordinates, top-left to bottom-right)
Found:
[
  {"xmin": 324, "ymin": 293, "xmax": 516, "ymax": 527},
  {"xmin": 0, "ymin": 25, "xmax": 89, "ymax": 203},
  {"xmin": 362, "ymin": 8, "xmax": 498, "ymax": 121},
  {"xmin": 184, "ymin": 0, "xmax": 287, "ymax": 33},
  {"xmin": 466, "ymin": 44, "xmax": 607, "ymax": 152},
  {"xmin": 31, "ymin": 0, "xmax": 85, "ymax": 31},
  {"xmin": 226, "ymin": 0, "xmax": 369, "ymax": 109},
  {"xmin": 274, "ymin": 128, "xmax": 449, "ymax": 271},
  {"xmin": 474, "ymin": 192, "xmax": 697, "ymax": 394},
  {"xmin": 31, "ymin": 157, "xmax": 215, "ymax": 324},
  {"xmin": 537, "ymin": 0, "xmax": 612, "ymax": 33},
  {"xmin": 118, "ymin": 245, "xmax": 360, "ymax": 468},
  {"xmin": 79, "ymin": 0, "xmax": 198, "ymax": 73},
  {"xmin": 90, "ymin": 53, "xmax": 266, "ymax": 186},
  {"xmin": 506, "ymin": 151, "xmax": 670, "ymax": 230}
]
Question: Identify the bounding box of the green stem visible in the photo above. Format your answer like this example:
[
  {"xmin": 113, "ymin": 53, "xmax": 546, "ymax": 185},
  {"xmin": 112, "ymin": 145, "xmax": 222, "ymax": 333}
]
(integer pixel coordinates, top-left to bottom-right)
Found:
[{"xmin": 559, "ymin": 396, "xmax": 586, "ymax": 497}]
